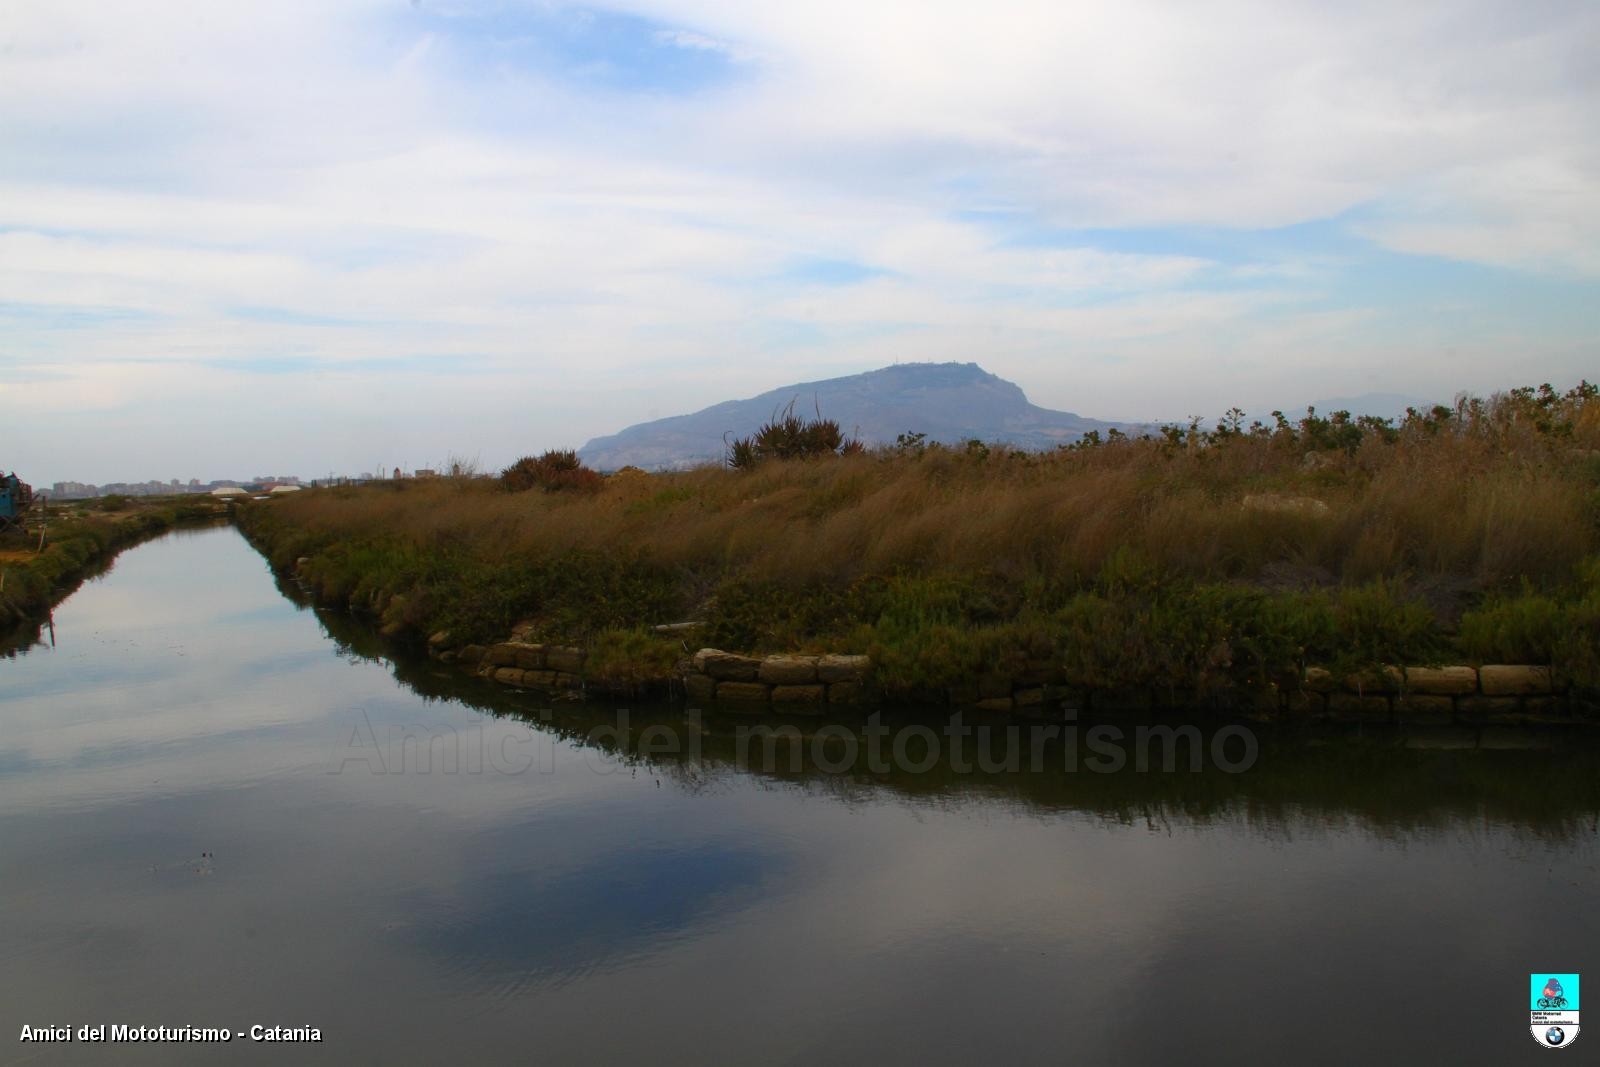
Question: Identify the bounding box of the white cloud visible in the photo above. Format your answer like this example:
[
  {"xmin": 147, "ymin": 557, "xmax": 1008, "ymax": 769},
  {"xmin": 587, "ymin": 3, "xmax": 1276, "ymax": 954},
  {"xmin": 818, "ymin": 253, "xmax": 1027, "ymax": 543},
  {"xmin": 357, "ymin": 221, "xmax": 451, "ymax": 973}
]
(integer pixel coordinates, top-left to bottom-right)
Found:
[{"xmin": 0, "ymin": 0, "xmax": 1595, "ymax": 482}]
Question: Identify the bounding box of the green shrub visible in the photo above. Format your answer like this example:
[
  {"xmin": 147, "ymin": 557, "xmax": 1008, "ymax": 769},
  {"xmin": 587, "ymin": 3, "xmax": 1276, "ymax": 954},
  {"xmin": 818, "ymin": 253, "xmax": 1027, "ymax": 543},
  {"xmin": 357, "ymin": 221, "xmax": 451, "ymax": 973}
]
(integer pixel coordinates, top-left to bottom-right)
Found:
[
  {"xmin": 587, "ymin": 628, "xmax": 681, "ymax": 689},
  {"xmin": 1459, "ymin": 590, "xmax": 1567, "ymax": 664},
  {"xmin": 727, "ymin": 399, "xmax": 859, "ymax": 468},
  {"xmin": 500, "ymin": 450, "xmax": 603, "ymax": 494},
  {"xmin": 1327, "ymin": 580, "xmax": 1442, "ymax": 669},
  {"xmin": 1461, "ymin": 560, "xmax": 1600, "ymax": 689}
]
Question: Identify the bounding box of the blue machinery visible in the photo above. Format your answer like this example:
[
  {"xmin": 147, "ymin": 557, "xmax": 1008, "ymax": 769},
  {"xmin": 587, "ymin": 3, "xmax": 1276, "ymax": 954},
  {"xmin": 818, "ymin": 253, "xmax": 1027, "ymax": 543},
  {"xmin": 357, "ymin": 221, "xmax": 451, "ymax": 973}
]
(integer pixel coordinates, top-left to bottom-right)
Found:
[{"xmin": 0, "ymin": 472, "xmax": 34, "ymax": 531}]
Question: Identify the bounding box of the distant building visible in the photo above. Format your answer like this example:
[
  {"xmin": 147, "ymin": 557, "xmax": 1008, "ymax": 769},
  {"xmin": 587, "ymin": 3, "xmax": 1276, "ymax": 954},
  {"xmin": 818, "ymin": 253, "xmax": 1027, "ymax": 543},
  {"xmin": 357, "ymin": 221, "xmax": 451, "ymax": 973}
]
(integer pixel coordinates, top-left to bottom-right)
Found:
[
  {"xmin": 51, "ymin": 481, "xmax": 96, "ymax": 499},
  {"xmin": 268, "ymin": 484, "xmax": 303, "ymax": 495},
  {"xmin": 414, "ymin": 469, "xmax": 437, "ymax": 478},
  {"xmin": 211, "ymin": 486, "xmax": 248, "ymax": 498}
]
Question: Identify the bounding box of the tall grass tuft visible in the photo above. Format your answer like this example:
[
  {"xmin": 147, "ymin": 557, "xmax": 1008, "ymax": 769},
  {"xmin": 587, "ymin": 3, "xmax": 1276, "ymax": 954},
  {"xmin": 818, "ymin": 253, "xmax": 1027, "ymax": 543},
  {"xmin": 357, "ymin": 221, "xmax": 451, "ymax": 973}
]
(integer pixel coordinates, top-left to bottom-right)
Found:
[{"xmin": 727, "ymin": 399, "xmax": 861, "ymax": 468}]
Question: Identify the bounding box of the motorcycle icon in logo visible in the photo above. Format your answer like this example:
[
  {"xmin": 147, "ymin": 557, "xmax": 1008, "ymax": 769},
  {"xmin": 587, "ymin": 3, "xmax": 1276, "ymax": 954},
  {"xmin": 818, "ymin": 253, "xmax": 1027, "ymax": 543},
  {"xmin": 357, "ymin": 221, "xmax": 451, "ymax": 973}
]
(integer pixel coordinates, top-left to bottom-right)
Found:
[{"xmin": 1540, "ymin": 978, "xmax": 1569, "ymax": 1010}]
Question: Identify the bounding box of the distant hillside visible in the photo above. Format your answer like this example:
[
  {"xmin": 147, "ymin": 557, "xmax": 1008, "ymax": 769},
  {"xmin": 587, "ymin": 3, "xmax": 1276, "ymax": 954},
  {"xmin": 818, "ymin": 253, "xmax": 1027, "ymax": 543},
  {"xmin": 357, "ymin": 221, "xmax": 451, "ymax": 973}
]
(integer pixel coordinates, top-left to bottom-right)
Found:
[{"xmin": 579, "ymin": 363, "xmax": 1145, "ymax": 470}]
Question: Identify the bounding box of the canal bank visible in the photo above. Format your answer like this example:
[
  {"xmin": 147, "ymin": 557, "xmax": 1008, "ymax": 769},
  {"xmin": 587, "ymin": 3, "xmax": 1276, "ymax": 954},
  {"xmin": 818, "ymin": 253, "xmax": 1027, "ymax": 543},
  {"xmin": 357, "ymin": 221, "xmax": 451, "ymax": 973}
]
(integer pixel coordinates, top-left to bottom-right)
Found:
[
  {"xmin": 235, "ymin": 498, "xmax": 1598, "ymax": 723},
  {"xmin": 0, "ymin": 496, "xmax": 229, "ymax": 641}
]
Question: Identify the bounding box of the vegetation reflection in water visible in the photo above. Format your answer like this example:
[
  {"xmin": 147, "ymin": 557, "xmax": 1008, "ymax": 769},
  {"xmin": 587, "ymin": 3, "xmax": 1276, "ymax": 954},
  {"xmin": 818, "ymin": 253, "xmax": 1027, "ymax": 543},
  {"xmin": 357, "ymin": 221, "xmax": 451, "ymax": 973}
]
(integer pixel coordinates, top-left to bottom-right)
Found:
[{"xmin": 297, "ymin": 573, "xmax": 1600, "ymax": 844}]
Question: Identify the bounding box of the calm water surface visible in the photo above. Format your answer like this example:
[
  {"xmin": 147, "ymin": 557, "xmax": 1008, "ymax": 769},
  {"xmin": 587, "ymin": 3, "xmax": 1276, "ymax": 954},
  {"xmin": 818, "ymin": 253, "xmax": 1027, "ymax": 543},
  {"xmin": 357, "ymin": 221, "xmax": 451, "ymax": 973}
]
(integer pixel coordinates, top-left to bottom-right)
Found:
[{"xmin": 2, "ymin": 526, "xmax": 1596, "ymax": 1064}]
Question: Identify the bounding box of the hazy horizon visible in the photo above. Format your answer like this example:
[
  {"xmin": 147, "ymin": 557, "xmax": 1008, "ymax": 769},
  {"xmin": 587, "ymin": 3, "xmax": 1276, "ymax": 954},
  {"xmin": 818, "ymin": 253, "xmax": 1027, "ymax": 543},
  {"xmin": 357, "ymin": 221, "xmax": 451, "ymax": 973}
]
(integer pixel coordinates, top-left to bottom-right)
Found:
[{"xmin": 5, "ymin": 1, "xmax": 1597, "ymax": 484}]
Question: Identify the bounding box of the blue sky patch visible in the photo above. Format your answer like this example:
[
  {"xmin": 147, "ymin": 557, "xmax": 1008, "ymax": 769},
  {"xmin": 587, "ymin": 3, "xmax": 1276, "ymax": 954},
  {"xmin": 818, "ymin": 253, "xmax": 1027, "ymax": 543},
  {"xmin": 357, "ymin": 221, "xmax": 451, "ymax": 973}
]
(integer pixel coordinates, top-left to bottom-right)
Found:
[
  {"xmin": 407, "ymin": 3, "xmax": 746, "ymax": 95},
  {"xmin": 778, "ymin": 257, "xmax": 890, "ymax": 287}
]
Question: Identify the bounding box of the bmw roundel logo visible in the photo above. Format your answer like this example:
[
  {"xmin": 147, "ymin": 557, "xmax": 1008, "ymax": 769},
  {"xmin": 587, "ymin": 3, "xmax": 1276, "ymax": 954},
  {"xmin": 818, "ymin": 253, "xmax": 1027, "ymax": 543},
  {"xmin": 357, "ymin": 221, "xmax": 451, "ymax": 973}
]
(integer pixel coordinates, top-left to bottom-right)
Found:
[{"xmin": 1547, "ymin": 1027, "xmax": 1567, "ymax": 1046}]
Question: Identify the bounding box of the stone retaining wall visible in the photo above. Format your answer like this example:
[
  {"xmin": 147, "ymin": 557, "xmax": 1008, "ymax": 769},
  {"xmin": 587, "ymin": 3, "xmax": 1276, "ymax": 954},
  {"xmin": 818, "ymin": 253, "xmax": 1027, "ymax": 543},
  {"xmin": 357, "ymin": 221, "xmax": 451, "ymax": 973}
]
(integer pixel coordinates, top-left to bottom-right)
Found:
[
  {"xmin": 1291, "ymin": 664, "xmax": 1564, "ymax": 723},
  {"xmin": 678, "ymin": 653, "xmax": 1582, "ymax": 722},
  {"xmin": 432, "ymin": 629, "xmax": 1585, "ymax": 723},
  {"xmin": 445, "ymin": 638, "xmax": 592, "ymax": 694},
  {"xmin": 679, "ymin": 649, "xmax": 873, "ymax": 710}
]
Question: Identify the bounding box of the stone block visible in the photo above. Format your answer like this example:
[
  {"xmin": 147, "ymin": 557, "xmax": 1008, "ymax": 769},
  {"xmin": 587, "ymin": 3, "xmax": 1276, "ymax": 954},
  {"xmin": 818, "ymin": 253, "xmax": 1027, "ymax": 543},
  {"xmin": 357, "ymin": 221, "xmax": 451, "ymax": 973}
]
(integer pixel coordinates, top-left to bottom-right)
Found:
[
  {"xmin": 1522, "ymin": 696, "xmax": 1562, "ymax": 719},
  {"xmin": 483, "ymin": 643, "xmax": 523, "ymax": 668},
  {"xmin": 770, "ymin": 684, "xmax": 826, "ymax": 706},
  {"xmin": 522, "ymin": 670, "xmax": 558, "ymax": 689},
  {"xmin": 682, "ymin": 673, "xmax": 716, "ymax": 704},
  {"xmin": 1403, "ymin": 666, "xmax": 1478, "ymax": 696},
  {"xmin": 815, "ymin": 654, "xmax": 871, "ymax": 683},
  {"xmin": 974, "ymin": 697, "xmax": 1014, "ymax": 712},
  {"xmin": 514, "ymin": 644, "xmax": 546, "ymax": 670},
  {"xmin": 1479, "ymin": 665, "xmax": 1553, "ymax": 696},
  {"xmin": 1345, "ymin": 666, "xmax": 1404, "ymax": 693},
  {"xmin": 1303, "ymin": 667, "xmax": 1337, "ymax": 693},
  {"xmin": 544, "ymin": 646, "xmax": 586, "ymax": 673},
  {"xmin": 716, "ymin": 681, "xmax": 770, "ymax": 703},
  {"xmin": 696, "ymin": 649, "xmax": 761, "ymax": 681},
  {"xmin": 457, "ymin": 644, "xmax": 485, "ymax": 665},
  {"xmin": 1013, "ymin": 687, "xmax": 1045, "ymax": 708},
  {"xmin": 758, "ymin": 655, "xmax": 818, "ymax": 685},
  {"xmin": 492, "ymin": 667, "xmax": 526, "ymax": 686}
]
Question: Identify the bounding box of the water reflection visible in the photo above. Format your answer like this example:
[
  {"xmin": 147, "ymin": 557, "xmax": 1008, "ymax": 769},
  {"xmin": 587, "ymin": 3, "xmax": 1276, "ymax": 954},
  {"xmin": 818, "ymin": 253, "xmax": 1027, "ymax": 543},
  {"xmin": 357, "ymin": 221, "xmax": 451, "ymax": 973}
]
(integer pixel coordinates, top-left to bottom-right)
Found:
[
  {"xmin": 1, "ymin": 526, "xmax": 1596, "ymax": 1065},
  {"xmin": 307, "ymin": 596, "xmax": 1600, "ymax": 843}
]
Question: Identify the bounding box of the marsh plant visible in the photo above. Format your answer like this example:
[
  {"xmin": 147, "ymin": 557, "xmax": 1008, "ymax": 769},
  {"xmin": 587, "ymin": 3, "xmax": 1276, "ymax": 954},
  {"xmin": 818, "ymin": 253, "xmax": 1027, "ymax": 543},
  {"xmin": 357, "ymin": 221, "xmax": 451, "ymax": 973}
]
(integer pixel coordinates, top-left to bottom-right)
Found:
[
  {"xmin": 725, "ymin": 398, "xmax": 863, "ymax": 469},
  {"xmin": 242, "ymin": 381, "xmax": 1600, "ymax": 700}
]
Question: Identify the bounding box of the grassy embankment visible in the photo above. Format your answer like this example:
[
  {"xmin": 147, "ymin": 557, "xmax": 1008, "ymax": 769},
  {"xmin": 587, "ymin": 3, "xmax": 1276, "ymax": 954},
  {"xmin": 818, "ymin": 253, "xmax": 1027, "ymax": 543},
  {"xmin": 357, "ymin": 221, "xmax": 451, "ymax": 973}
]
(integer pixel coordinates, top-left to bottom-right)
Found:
[
  {"xmin": 237, "ymin": 384, "xmax": 1600, "ymax": 703},
  {"xmin": 0, "ymin": 495, "xmax": 228, "ymax": 630}
]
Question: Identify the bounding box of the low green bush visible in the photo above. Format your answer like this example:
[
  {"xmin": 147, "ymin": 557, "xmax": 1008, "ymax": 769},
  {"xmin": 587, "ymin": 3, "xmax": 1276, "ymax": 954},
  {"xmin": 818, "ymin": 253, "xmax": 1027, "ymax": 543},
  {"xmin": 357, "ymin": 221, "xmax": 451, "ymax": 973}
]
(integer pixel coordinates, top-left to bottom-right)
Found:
[
  {"xmin": 1461, "ymin": 559, "xmax": 1600, "ymax": 689},
  {"xmin": 499, "ymin": 450, "xmax": 603, "ymax": 494}
]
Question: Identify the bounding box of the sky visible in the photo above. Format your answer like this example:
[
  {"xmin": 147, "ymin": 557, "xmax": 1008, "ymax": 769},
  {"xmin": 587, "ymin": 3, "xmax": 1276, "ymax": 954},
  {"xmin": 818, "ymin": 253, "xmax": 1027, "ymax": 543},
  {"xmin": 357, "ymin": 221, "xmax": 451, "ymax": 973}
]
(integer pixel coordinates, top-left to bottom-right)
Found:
[{"xmin": 3, "ymin": 0, "xmax": 1598, "ymax": 484}]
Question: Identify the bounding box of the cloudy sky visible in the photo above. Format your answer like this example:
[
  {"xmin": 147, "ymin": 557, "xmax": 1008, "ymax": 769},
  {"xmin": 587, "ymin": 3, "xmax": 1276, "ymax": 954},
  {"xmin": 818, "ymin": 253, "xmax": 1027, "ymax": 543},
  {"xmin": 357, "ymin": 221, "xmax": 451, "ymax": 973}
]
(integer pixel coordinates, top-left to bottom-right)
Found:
[{"xmin": 4, "ymin": 1, "xmax": 1597, "ymax": 483}]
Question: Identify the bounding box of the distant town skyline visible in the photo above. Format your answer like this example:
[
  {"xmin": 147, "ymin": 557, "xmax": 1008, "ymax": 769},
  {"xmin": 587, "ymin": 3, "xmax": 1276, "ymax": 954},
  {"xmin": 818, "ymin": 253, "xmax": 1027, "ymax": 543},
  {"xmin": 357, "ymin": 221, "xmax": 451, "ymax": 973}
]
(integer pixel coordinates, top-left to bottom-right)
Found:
[{"xmin": 5, "ymin": 1, "xmax": 1597, "ymax": 485}]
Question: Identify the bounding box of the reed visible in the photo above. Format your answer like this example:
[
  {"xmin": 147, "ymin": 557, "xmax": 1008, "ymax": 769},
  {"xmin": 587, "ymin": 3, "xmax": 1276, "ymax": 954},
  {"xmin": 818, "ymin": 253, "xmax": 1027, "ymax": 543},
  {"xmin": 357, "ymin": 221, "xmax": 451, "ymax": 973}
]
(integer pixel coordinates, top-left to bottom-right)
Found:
[{"xmin": 238, "ymin": 382, "xmax": 1600, "ymax": 694}]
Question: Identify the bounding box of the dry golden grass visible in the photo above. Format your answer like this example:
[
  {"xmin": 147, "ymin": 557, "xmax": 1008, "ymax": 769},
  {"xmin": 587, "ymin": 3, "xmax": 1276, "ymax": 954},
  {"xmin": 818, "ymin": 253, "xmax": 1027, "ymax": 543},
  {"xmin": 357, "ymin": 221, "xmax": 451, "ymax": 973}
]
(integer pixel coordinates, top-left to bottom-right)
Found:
[
  {"xmin": 262, "ymin": 388, "xmax": 1600, "ymax": 600},
  {"xmin": 234, "ymin": 388, "xmax": 1600, "ymax": 694}
]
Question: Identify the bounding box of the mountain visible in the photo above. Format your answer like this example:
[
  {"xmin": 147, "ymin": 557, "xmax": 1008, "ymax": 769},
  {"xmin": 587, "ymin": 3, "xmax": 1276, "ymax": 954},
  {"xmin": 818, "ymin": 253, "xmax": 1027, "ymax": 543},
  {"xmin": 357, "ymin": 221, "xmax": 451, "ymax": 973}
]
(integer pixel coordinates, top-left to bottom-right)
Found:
[{"xmin": 579, "ymin": 362, "xmax": 1145, "ymax": 470}]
